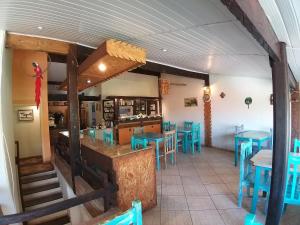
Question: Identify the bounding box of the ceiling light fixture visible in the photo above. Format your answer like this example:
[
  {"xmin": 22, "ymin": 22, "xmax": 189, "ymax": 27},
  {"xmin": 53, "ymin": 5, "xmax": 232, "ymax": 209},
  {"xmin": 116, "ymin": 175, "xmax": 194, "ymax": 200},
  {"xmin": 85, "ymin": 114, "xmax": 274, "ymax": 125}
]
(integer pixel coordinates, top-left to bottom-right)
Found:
[
  {"xmin": 161, "ymin": 48, "xmax": 167, "ymax": 52},
  {"xmin": 37, "ymin": 26, "xmax": 43, "ymax": 30},
  {"xmin": 98, "ymin": 63, "xmax": 107, "ymax": 72},
  {"xmin": 87, "ymin": 79, "xmax": 91, "ymax": 84}
]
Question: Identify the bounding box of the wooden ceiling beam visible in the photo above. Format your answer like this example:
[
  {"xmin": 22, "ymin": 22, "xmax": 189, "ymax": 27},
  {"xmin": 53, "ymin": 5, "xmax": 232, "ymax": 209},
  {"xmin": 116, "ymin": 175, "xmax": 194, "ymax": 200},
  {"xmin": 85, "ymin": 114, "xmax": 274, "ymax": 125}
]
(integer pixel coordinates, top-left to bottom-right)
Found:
[
  {"xmin": 5, "ymin": 33, "xmax": 70, "ymax": 55},
  {"xmin": 221, "ymin": 0, "xmax": 280, "ymax": 61}
]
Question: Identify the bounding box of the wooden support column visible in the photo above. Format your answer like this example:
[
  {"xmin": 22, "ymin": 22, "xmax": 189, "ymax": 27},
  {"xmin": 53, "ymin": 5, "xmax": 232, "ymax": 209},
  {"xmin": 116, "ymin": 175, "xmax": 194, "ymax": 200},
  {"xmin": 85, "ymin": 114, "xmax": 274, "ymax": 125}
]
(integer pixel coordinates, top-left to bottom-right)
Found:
[
  {"xmin": 266, "ymin": 42, "xmax": 290, "ymax": 225},
  {"xmin": 204, "ymin": 101, "xmax": 212, "ymax": 147},
  {"xmin": 67, "ymin": 44, "xmax": 81, "ymax": 192}
]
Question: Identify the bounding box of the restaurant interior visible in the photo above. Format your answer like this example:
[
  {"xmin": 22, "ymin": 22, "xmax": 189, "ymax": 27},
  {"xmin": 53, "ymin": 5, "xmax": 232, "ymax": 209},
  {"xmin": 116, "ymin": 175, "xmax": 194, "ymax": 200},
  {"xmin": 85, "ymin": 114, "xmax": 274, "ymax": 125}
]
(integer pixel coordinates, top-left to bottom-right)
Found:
[{"xmin": 0, "ymin": 1, "xmax": 300, "ymax": 225}]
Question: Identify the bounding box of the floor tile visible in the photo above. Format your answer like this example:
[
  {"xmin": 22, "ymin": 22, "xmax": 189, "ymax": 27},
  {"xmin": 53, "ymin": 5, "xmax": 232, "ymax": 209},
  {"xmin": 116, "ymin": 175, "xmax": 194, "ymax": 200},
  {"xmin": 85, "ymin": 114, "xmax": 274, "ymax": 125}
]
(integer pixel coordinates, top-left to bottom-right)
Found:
[
  {"xmin": 199, "ymin": 175, "xmax": 223, "ymax": 184},
  {"xmin": 187, "ymin": 196, "xmax": 216, "ymax": 210},
  {"xmin": 162, "ymin": 175, "xmax": 182, "ymax": 185},
  {"xmin": 211, "ymin": 195, "xmax": 239, "ymax": 210},
  {"xmin": 162, "ymin": 166, "xmax": 179, "ymax": 176},
  {"xmin": 205, "ymin": 184, "xmax": 231, "ymax": 195},
  {"xmin": 179, "ymin": 168, "xmax": 199, "ymax": 177},
  {"xmin": 162, "ymin": 184, "xmax": 185, "ymax": 196},
  {"xmin": 161, "ymin": 195, "xmax": 188, "ymax": 210},
  {"xmin": 143, "ymin": 209, "xmax": 161, "ymax": 225},
  {"xmin": 183, "ymin": 184, "xmax": 209, "ymax": 196},
  {"xmin": 181, "ymin": 176, "xmax": 202, "ymax": 185},
  {"xmin": 190, "ymin": 210, "xmax": 225, "ymax": 225},
  {"xmin": 197, "ymin": 168, "xmax": 216, "ymax": 176},
  {"xmin": 161, "ymin": 210, "xmax": 192, "ymax": 225},
  {"xmin": 219, "ymin": 208, "xmax": 248, "ymax": 225}
]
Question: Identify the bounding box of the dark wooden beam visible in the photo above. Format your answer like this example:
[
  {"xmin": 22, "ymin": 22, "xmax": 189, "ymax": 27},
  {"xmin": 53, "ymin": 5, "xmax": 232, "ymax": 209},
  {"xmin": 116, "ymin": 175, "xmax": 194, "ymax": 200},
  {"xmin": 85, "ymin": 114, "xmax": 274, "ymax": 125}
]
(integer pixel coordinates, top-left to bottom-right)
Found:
[
  {"xmin": 48, "ymin": 53, "xmax": 67, "ymax": 64},
  {"xmin": 288, "ymin": 66, "xmax": 297, "ymax": 90},
  {"xmin": 48, "ymin": 81, "xmax": 63, "ymax": 86},
  {"xmin": 267, "ymin": 42, "xmax": 290, "ymax": 225},
  {"xmin": 221, "ymin": 0, "xmax": 280, "ymax": 61},
  {"xmin": 48, "ymin": 94, "xmax": 101, "ymax": 102},
  {"xmin": 67, "ymin": 44, "xmax": 81, "ymax": 192},
  {"xmin": 133, "ymin": 61, "xmax": 210, "ymax": 85},
  {"xmin": 130, "ymin": 67, "xmax": 160, "ymax": 77}
]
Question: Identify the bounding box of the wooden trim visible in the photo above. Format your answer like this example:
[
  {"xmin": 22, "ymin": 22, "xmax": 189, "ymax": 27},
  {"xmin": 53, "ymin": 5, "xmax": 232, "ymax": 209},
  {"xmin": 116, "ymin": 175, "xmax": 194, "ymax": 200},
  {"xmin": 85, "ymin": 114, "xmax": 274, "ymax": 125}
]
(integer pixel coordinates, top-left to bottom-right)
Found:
[
  {"xmin": 220, "ymin": 0, "xmax": 280, "ymax": 61},
  {"xmin": 132, "ymin": 61, "xmax": 209, "ymax": 85},
  {"xmin": 67, "ymin": 44, "xmax": 81, "ymax": 192},
  {"xmin": 6, "ymin": 33, "xmax": 70, "ymax": 55},
  {"xmin": 48, "ymin": 81, "xmax": 63, "ymax": 85},
  {"xmin": 0, "ymin": 189, "xmax": 107, "ymax": 225},
  {"xmin": 204, "ymin": 101, "xmax": 212, "ymax": 147},
  {"xmin": 266, "ymin": 42, "xmax": 290, "ymax": 225}
]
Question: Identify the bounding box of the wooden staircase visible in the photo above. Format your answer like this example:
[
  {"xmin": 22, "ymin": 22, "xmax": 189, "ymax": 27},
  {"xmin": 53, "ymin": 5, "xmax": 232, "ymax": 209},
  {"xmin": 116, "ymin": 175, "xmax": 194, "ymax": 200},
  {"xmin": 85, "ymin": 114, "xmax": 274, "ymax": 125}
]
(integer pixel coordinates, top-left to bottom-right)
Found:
[{"xmin": 19, "ymin": 156, "xmax": 70, "ymax": 225}]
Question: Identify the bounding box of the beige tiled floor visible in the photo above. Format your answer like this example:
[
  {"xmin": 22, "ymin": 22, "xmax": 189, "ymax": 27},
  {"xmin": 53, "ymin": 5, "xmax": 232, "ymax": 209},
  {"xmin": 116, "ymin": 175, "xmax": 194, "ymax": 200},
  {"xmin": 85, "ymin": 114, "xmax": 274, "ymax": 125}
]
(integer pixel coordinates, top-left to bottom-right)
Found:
[{"xmin": 143, "ymin": 147, "xmax": 300, "ymax": 225}]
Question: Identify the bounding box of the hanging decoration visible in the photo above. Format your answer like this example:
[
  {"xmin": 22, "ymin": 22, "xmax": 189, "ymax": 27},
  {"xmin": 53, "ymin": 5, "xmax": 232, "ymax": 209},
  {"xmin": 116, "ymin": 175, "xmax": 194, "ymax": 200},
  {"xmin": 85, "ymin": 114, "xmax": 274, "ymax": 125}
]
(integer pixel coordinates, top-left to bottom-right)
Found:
[
  {"xmin": 220, "ymin": 92, "xmax": 226, "ymax": 99},
  {"xmin": 244, "ymin": 97, "xmax": 252, "ymax": 109},
  {"xmin": 159, "ymin": 79, "xmax": 170, "ymax": 95},
  {"xmin": 203, "ymin": 86, "xmax": 211, "ymax": 102},
  {"xmin": 32, "ymin": 62, "xmax": 43, "ymax": 109}
]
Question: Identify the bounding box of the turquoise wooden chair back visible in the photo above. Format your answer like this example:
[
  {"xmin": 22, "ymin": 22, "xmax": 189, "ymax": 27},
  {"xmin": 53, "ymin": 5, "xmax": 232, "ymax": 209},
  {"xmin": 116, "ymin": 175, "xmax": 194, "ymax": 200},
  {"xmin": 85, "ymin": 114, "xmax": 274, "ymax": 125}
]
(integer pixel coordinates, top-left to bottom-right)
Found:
[
  {"xmin": 184, "ymin": 121, "xmax": 193, "ymax": 130},
  {"xmin": 100, "ymin": 200, "xmax": 142, "ymax": 225},
  {"xmin": 163, "ymin": 121, "xmax": 171, "ymax": 132},
  {"xmin": 284, "ymin": 153, "xmax": 300, "ymax": 205},
  {"xmin": 133, "ymin": 127, "xmax": 144, "ymax": 135},
  {"xmin": 244, "ymin": 214, "xmax": 263, "ymax": 225},
  {"xmin": 170, "ymin": 122, "xmax": 176, "ymax": 131},
  {"xmin": 238, "ymin": 139, "xmax": 253, "ymax": 207},
  {"xmin": 103, "ymin": 129, "xmax": 113, "ymax": 144},
  {"xmin": 131, "ymin": 136, "xmax": 148, "ymax": 150},
  {"xmin": 88, "ymin": 128, "xmax": 96, "ymax": 138},
  {"xmin": 293, "ymin": 138, "xmax": 300, "ymax": 153},
  {"xmin": 191, "ymin": 123, "xmax": 200, "ymax": 141}
]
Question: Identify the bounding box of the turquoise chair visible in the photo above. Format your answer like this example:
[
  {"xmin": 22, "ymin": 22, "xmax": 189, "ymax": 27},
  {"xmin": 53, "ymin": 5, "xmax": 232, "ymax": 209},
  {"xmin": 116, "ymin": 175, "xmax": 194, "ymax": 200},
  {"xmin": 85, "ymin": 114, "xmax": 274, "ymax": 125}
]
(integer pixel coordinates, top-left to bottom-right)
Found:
[
  {"xmin": 170, "ymin": 123, "xmax": 182, "ymax": 152},
  {"xmin": 293, "ymin": 138, "xmax": 300, "ymax": 153},
  {"xmin": 283, "ymin": 153, "xmax": 300, "ymax": 207},
  {"xmin": 163, "ymin": 121, "xmax": 171, "ymax": 132},
  {"xmin": 101, "ymin": 200, "xmax": 142, "ymax": 225},
  {"xmin": 187, "ymin": 123, "xmax": 201, "ymax": 154},
  {"xmin": 131, "ymin": 136, "xmax": 148, "ymax": 150},
  {"xmin": 88, "ymin": 128, "xmax": 96, "ymax": 138},
  {"xmin": 244, "ymin": 214, "xmax": 263, "ymax": 225},
  {"xmin": 238, "ymin": 140, "xmax": 254, "ymax": 207},
  {"xmin": 184, "ymin": 121, "xmax": 193, "ymax": 130},
  {"xmin": 103, "ymin": 129, "xmax": 113, "ymax": 144},
  {"xmin": 133, "ymin": 127, "xmax": 144, "ymax": 135}
]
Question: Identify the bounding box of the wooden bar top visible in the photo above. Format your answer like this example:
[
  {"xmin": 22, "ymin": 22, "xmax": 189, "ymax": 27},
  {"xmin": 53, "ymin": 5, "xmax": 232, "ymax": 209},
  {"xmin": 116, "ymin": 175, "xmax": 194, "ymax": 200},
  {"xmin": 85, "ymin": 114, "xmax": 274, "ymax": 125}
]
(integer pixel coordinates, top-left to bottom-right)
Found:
[{"xmin": 59, "ymin": 131, "xmax": 151, "ymax": 159}]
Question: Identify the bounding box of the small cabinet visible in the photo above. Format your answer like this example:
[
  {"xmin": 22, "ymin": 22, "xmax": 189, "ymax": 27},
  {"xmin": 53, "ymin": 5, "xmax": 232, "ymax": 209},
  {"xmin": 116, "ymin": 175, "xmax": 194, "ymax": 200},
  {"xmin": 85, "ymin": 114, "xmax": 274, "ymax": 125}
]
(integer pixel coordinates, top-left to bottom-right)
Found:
[
  {"xmin": 118, "ymin": 127, "xmax": 134, "ymax": 145},
  {"xmin": 143, "ymin": 124, "xmax": 161, "ymax": 133}
]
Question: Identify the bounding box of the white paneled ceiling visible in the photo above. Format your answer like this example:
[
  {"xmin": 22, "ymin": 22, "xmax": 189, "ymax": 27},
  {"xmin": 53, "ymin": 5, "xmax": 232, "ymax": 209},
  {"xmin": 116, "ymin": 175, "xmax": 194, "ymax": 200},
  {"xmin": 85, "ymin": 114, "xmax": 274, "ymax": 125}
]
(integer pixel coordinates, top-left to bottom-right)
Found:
[
  {"xmin": 0, "ymin": 0, "xmax": 272, "ymax": 78},
  {"xmin": 259, "ymin": 0, "xmax": 300, "ymax": 80}
]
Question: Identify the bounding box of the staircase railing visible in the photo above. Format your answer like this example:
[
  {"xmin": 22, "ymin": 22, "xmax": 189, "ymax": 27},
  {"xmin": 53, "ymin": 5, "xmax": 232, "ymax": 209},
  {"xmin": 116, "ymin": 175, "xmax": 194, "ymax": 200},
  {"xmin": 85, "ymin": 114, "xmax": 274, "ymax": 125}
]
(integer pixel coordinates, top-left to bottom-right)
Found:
[{"xmin": 0, "ymin": 188, "xmax": 111, "ymax": 225}]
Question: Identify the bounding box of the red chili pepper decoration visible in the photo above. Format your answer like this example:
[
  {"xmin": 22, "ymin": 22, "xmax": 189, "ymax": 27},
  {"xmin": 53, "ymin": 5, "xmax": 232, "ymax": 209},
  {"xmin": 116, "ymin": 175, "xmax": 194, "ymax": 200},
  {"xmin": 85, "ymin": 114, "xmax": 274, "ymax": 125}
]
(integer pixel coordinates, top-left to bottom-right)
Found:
[{"xmin": 32, "ymin": 62, "xmax": 43, "ymax": 109}]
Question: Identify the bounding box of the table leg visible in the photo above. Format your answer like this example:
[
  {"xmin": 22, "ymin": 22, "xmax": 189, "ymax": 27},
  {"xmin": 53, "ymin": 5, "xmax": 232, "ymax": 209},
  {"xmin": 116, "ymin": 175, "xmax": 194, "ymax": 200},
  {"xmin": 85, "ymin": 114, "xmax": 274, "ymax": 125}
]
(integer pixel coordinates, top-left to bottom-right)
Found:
[
  {"xmin": 184, "ymin": 133, "xmax": 188, "ymax": 153},
  {"xmin": 257, "ymin": 141, "xmax": 262, "ymax": 151},
  {"xmin": 234, "ymin": 137, "xmax": 238, "ymax": 167},
  {"xmin": 155, "ymin": 140, "xmax": 160, "ymax": 171},
  {"xmin": 251, "ymin": 166, "xmax": 261, "ymax": 213}
]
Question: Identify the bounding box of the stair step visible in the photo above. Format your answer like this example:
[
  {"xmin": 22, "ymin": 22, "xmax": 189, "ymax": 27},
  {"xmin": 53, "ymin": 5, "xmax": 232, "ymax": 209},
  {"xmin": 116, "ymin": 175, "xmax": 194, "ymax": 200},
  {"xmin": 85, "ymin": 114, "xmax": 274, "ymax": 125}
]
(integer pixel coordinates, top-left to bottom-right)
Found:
[
  {"xmin": 24, "ymin": 192, "xmax": 63, "ymax": 208},
  {"xmin": 27, "ymin": 210, "xmax": 69, "ymax": 225},
  {"xmin": 25, "ymin": 198, "xmax": 64, "ymax": 211},
  {"xmin": 22, "ymin": 177, "xmax": 59, "ymax": 189},
  {"xmin": 19, "ymin": 156, "xmax": 43, "ymax": 166},
  {"xmin": 22, "ymin": 182, "xmax": 60, "ymax": 195},
  {"xmin": 20, "ymin": 163, "xmax": 54, "ymax": 177},
  {"xmin": 21, "ymin": 173, "xmax": 57, "ymax": 184},
  {"xmin": 23, "ymin": 187, "xmax": 62, "ymax": 201},
  {"xmin": 21, "ymin": 170, "xmax": 56, "ymax": 180},
  {"xmin": 30, "ymin": 215, "xmax": 70, "ymax": 225}
]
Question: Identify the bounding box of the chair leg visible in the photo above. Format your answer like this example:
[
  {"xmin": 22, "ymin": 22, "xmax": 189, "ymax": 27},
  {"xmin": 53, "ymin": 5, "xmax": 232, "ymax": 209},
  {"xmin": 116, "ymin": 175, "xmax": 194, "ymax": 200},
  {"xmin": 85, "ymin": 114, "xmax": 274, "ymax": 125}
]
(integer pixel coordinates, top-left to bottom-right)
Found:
[
  {"xmin": 238, "ymin": 185, "xmax": 243, "ymax": 208},
  {"xmin": 164, "ymin": 153, "xmax": 167, "ymax": 169},
  {"xmin": 191, "ymin": 141, "xmax": 195, "ymax": 154},
  {"xmin": 171, "ymin": 152, "xmax": 174, "ymax": 164}
]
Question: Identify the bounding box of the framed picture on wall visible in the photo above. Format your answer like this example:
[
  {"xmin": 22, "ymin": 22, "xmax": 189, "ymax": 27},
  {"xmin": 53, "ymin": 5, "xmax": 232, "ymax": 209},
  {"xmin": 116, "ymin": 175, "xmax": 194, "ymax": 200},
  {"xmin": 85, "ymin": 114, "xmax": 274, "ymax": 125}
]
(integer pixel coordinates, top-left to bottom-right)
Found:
[
  {"xmin": 184, "ymin": 97, "xmax": 198, "ymax": 107},
  {"xmin": 18, "ymin": 109, "xmax": 34, "ymax": 121}
]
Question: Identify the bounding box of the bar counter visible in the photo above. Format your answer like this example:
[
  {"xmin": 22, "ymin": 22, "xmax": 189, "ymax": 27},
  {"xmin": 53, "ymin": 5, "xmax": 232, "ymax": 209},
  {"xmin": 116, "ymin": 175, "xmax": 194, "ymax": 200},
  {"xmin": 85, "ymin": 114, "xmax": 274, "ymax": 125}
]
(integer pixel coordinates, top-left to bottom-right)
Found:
[{"xmin": 58, "ymin": 132, "xmax": 157, "ymax": 211}]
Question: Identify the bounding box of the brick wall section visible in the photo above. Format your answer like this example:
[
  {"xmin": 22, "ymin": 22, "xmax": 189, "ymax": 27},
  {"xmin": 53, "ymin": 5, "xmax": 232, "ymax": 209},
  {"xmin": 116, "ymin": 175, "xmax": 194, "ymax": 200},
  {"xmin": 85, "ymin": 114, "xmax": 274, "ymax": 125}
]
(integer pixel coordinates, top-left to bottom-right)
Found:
[
  {"xmin": 291, "ymin": 86, "xmax": 300, "ymax": 150},
  {"xmin": 204, "ymin": 101, "xmax": 212, "ymax": 147}
]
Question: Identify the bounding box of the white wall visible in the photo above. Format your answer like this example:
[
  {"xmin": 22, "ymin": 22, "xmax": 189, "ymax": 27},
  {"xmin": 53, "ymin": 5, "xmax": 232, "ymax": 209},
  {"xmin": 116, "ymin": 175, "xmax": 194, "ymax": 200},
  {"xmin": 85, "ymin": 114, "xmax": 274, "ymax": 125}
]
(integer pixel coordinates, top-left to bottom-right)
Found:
[
  {"xmin": 13, "ymin": 105, "xmax": 42, "ymax": 158},
  {"xmin": 161, "ymin": 73, "xmax": 205, "ymax": 142},
  {"xmin": 102, "ymin": 72, "xmax": 159, "ymax": 97},
  {"xmin": 0, "ymin": 30, "xmax": 21, "ymax": 215},
  {"xmin": 210, "ymin": 74, "xmax": 273, "ymax": 150}
]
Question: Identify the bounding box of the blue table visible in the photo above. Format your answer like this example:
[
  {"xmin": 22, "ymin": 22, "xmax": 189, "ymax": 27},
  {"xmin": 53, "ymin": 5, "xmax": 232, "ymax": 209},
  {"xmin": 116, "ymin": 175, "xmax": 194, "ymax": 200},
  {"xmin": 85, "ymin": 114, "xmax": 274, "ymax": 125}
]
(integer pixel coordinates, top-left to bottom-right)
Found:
[
  {"xmin": 133, "ymin": 132, "xmax": 165, "ymax": 171},
  {"xmin": 177, "ymin": 127, "xmax": 192, "ymax": 153},
  {"xmin": 234, "ymin": 130, "xmax": 271, "ymax": 167}
]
